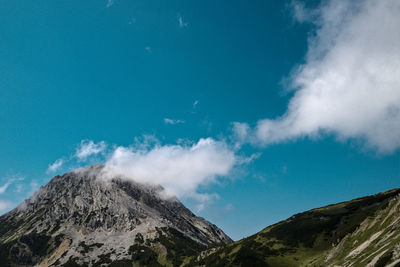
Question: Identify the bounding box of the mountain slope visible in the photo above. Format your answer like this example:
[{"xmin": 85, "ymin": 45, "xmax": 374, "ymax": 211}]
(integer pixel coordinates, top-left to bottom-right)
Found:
[
  {"xmin": 3, "ymin": 165, "xmax": 400, "ymax": 267},
  {"xmin": 197, "ymin": 188, "xmax": 400, "ymax": 267},
  {"xmin": 0, "ymin": 165, "xmax": 231, "ymax": 266}
]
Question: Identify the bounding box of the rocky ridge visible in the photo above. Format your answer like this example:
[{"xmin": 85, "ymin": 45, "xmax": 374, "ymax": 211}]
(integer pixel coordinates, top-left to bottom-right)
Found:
[
  {"xmin": 197, "ymin": 188, "xmax": 400, "ymax": 266},
  {"xmin": 0, "ymin": 165, "xmax": 231, "ymax": 266}
]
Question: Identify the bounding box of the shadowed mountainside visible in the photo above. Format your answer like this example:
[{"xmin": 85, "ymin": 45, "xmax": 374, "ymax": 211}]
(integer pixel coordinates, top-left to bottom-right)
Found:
[{"xmin": 196, "ymin": 188, "xmax": 400, "ymax": 267}]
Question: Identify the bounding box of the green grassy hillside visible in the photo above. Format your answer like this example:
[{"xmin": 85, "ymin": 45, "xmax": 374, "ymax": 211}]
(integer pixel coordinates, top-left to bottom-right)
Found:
[
  {"xmin": 196, "ymin": 188, "xmax": 400, "ymax": 267},
  {"xmin": 3, "ymin": 187, "xmax": 400, "ymax": 266}
]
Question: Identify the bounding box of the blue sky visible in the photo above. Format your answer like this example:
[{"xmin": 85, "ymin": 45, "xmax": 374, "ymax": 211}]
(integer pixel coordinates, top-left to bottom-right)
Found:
[{"xmin": 1, "ymin": 0, "xmax": 400, "ymax": 240}]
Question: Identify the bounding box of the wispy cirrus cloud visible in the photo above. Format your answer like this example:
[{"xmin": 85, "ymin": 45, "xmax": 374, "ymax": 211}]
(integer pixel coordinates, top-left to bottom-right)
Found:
[
  {"xmin": 290, "ymin": 1, "xmax": 318, "ymax": 23},
  {"xmin": 0, "ymin": 175, "xmax": 24, "ymax": 194},
  {"xmin": 164, "ymin": 118, "xmax": 185, "ymax": 125},
  {"xmin": 106, "ymin": 0, "xmax": 114, "ymax": 8},
  {"xmin": 45, "ymin": 140, "xmax": 107, "ymax": 174},
  {"xmin": 190, "ymin": 100, "xmax": 199, "ymax": 114},
  {"xmin": 234, "ymin": 0, "xmax": 400, "ymax": 154},
  {"xmin": 177, "ymin": 15, "xmax": 188, "ymax": 28},
  {"xmin": 0, "ymin": 182, "xmax": 11, "ymax": 195}
]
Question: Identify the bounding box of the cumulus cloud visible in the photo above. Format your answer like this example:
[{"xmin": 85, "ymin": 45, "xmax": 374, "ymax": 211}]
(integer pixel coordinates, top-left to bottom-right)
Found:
[
  {"xmin": 48, "ymin": 137, "xmax": 252, "ymax": 209},
  {"xmin": 164, "ymin": 118, "xmax": 185, "ymax": 125},
  {"xmin": 75, "ymin": 140, "xmax": 106, "ymax": 161},
  {"xmin": 47, "ymin": 158, "xmax": 64, "ymax": 173},
  {"xmin": 102, "ymin": 138, "xmax": 237, "ymax": 205},
  {"xmin": 243, "ymin": 0, "xmax": 400, "ymax": 153}
]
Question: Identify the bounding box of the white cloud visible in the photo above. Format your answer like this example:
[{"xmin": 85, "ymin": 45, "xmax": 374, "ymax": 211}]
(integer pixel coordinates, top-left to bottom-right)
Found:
[
  {"xmin": 164, "ymin": 118, "xmax": 185, "ymax": 125},
  {"xmin": 0, "ymin": 182, "xmax": 11, "ymax": 194},
  {"xmin": 291, "ymin": 1, "xmax": 317, "ymax": 23},
  {"xmin": 232, "ymin": 122, "xmax": 249, "ymax": 140},
  {"xmin": 193, "ymin": 193, "xmax": 219, "ymax": 212},
  {"xmin": 46, "ymin": 137, "xmax": 253, "ymax": 209},
  {"xmin": 75, "ymin": 140, "xmax": 106, "ymax": 161},
  {"xmin": 29, "ymin": 180, "xmax": 39, "ymax": 196},
  {"xmin": 232, "ymin": 122, "xmax": 250, "ymax": 148},
  {"xmin": 251, "ymin": 0, "xmax": 400, "ymax": 153},
  {"xmin": 106, "ymin": 0, "xmax": 114, "ymax": 8},
  {"xmin": 178, "ymin": 15, "xmax": 188, "ymax": 28},
  {"xmin": 191, "ymin": 100, "xmax": 199, "ymax": 114},
  {"xmin": 0, "ymin": 200, "xmax": 13, "ymax": 212},
  {"xmin": 0, "ymin": 175, "xmax": 24, "ymax": 194},
  {"xmin": 47, "ymin": 158, "xmax": 64, "ymax": 173},
  {"xmin": 102, "ymin": 138, "xmax": 237, "ymax": 205}
]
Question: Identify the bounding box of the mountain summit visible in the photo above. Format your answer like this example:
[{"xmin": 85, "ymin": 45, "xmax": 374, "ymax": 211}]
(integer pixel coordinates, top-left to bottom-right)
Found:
[{"xmin": 0, "ymin": 165, "xmax": 231, "ymax": 266}]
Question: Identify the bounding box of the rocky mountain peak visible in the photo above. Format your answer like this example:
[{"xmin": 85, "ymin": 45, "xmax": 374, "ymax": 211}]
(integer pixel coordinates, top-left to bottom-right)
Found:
[{"xmin": 0, "ymin": 165, "xmax": 231, "ymax": 266}]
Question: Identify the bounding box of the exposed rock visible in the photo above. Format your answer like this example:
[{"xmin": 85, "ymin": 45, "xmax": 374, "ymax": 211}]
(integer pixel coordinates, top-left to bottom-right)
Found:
[{"xmin": 0, "ymin": 165, "xmax": 231, "ymax": 266}]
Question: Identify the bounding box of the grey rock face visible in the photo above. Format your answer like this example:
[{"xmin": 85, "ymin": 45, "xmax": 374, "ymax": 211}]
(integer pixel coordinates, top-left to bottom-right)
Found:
[{"xmin": 0, "ymin": 165, "xmax": 232, "ymax": 266}]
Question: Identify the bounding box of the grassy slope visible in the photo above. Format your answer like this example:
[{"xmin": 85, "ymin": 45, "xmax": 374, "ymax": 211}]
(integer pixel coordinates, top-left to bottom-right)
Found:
[
  {"xmin": 3, "ymin": 188, "xmax": 400, "ymax": 266},
  {"xmin": 196, "ymin": 188, "xmax": 400, "ymax": 267}
]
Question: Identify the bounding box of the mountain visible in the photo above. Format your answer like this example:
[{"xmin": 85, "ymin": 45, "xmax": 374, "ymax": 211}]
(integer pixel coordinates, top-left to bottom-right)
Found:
[
  {"xmin": 197, "ymin": 188, "xmax": 400, "ymax": 267},
  {"xmin": 0, "ymin": 165, "xmax": 231, "ymax": 266},
  {"xmin": 3, "ymin": 166, "xmax": 400, "ymax": 267}
]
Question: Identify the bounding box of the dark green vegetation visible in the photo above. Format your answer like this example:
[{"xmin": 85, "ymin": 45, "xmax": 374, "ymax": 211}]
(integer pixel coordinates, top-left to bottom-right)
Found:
[
  {"xmin": 57, "ymin": 188, "xmax": 400, "ymax": 266},
  {"xmin": 0, "ymin": 231, "xmax": 60, "ymax": 266},
  {"xmin": 0, "ymin": 202, "xmax": 66, "ymax": 266},
  {"xmin": 128, "ymin": 227, "xmax": 207, "ymax": 267},
  {"xmin": 57, "ymin": 227, "xmax": 208, "ymax": 267},
  {"xmin": 3, "ymin": 188, "xmax": 400, "ymax": 266},
  {"xmin": 196, "ymin": 188, "xmax": 400, "ymax": 267},
  {"xmin": 78, "ymin": 241, "xmax": 103, "ymax": 254}
]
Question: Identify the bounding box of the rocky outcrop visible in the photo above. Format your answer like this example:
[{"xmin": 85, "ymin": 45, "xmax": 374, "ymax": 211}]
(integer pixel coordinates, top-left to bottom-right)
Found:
[{"xmin": 0, "ymin": 165, "xmax": 231, "ymax": 266}]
